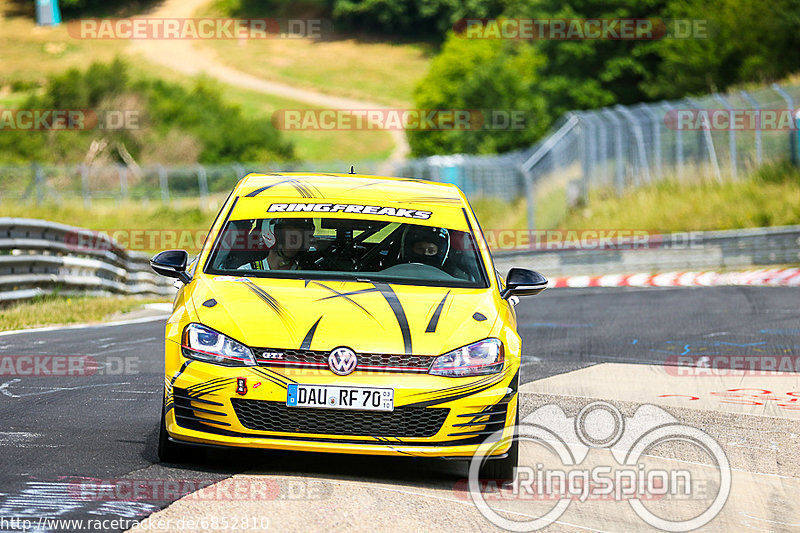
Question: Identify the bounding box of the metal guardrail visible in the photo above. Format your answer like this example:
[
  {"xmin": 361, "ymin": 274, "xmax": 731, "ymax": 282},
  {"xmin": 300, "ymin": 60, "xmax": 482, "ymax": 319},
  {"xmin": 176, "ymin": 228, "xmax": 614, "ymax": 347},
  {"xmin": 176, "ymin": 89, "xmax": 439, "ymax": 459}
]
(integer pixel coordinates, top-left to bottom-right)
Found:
[
  {"xmin": 492, "ymin": 225, "xmax": 800, "ymax": 277},
  {"xmin": 0, "ymin": 218, "xmax": 175, "ymax": 303},
  {"xmin": 1, "ymin": 218, "xmax": 796, "ymax": 301}
]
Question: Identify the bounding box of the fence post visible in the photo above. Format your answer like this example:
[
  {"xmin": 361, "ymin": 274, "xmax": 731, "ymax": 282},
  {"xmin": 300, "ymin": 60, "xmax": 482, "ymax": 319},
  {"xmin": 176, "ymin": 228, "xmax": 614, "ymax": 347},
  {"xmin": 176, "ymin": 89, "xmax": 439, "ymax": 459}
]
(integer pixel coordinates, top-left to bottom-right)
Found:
[
  {"xmin": 33, "ymin": 163, "xmax": 44, "ymax": 206},
  {"xmin": 772, "ymin": 83, "xmax": 798, "ymax": 166},
  {"xmin": 740, "ymin": 90, "xmax": 762, "ymax": 167},
  {"xmin": 661, "ymin": 101, "xmax": 682, "ymax": 179},
  {"xmin": 579, "ymin": 113, "xmax": 591, "ymax": 205},
  {"xmin": 602, "ymin": 109, "xmax": 625, "ymax": 195},
  {"xmin": 158, "ymin": 165, "xmax": 169, "ymax": 204},
  {"xmin": 522, "ymin": 169, "xmax": 536, "ymax": 231},
  {"xmin": 616, "ymin": 105, "xmax": 651, "ymax": 185},
  {"xmin": 597, "ymin": 112, "xmax": 609, "ymax": 187},
  {"xmin": 197, "ymin": 165, "xmax": 209, "ymax": 208},
  {"xmin": 638, "ymin": 103, "xmax": 662, "ymax": 181},
  {"xmin": 80, "ymin": 164, "xmax": 91, "ymax": 208},
  {"xmin": 687, "ymin": 97, "xmax": 722, "ymax": 182},
  {"xmin": 713, "ymin": 93, "xmax": 737, "ymax": 178},
  {"xmin": 118, "ymin": 164, "xmax": 128, "ymax": 201}
]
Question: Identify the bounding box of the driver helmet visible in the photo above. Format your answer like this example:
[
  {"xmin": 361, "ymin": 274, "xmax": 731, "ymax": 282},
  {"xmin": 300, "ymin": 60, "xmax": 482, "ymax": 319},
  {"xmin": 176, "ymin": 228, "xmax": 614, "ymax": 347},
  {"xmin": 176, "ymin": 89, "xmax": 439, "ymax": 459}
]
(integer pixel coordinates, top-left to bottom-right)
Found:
[
  {"xmin": 262, "ymin": 218, "xmax": 315, "ymax": 249},
  {"xmin": 400, "ymin": 225, "xmax": 450, "ymax": 268}
]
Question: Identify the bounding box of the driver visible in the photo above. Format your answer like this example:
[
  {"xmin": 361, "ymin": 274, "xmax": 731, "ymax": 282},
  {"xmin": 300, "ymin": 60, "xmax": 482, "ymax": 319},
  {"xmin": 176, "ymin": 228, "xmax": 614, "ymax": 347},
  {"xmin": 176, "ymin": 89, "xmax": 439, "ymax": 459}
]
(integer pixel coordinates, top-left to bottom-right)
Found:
[
  {"xmin": 399, "ymin": 225, "xmax": 450, "ymax": 269},
  {"xmin": 262, "ymin": 218, "xmax": 314, "ymax": 270}
]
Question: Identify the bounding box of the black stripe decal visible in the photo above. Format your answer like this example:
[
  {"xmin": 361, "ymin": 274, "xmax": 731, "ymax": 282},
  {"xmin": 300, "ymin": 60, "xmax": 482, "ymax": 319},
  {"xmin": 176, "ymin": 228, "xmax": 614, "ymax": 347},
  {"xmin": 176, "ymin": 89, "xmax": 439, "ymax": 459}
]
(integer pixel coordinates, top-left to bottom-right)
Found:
[
  {"xmin": 301, "ymin": 317, "xmax": 322, "ymax": 350},
  {"xmin": 403, "ymin": 378, "xmax": 503, "ymax": 408},
  {"xmin": 408, "ymin": 372, "xmax": 497, "ymax": 398},
  {"xmin": 187, "ymin": 377, "xmax": 228, "ymax": 392},
  {"xmin": 170, "ymin": 361, "xmax": 192, "ymax": 387},
  {"xmin": 250, "ymin": 371, "xmax": 288, "ymax": 390},
  {"xmin": 375, "ymin": 283, "xmax": 412, "ymax": 354},
  {"xmin": 312, "ymin": 282, "xmax": 378, "ymax": 321},
  {"xmin": 192, "ymin": 384, "xmax": 231, "ymax": 397},
  {"xmin": 425, "ymin": 291, "xmax": 450, "ymax": 333},
  {"xmin": 251, "ymin": 367, "xmax": 297, "ymax": 386},
  {"xmin": 243, "ymin": 280, "xmax": 296, "ymax": 334},
  {"xmin": 344, "ymin": 180, "xmax": 385, "ymax": 192},
  {"xmin": 245, "ymin": 177, "xmax": 323, "ymax": 198}
]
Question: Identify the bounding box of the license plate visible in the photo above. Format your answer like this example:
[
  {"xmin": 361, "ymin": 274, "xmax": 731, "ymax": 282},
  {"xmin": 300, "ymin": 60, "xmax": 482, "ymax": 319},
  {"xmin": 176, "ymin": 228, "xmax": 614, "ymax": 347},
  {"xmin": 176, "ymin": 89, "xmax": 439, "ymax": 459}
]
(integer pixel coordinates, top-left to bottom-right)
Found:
[{"xmin": 286, "ymin": 384, "xmax": 394, "ymax": 412}]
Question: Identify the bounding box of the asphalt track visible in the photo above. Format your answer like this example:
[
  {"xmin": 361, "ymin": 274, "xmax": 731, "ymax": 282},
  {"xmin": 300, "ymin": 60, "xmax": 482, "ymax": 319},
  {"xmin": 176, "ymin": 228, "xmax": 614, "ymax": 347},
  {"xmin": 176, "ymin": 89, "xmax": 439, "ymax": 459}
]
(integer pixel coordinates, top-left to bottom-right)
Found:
[{"xmin": 0, "ymin": 286, "xmax": 798, "ymax": 532}]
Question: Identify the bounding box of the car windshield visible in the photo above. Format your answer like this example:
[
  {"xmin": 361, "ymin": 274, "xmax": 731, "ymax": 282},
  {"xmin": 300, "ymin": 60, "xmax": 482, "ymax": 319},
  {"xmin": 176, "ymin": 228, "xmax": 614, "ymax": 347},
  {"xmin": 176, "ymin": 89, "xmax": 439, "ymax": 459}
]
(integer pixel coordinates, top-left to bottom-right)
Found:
[{"xmin": 205, "ymin": 216, "xmax": 488, "ymax": 288}]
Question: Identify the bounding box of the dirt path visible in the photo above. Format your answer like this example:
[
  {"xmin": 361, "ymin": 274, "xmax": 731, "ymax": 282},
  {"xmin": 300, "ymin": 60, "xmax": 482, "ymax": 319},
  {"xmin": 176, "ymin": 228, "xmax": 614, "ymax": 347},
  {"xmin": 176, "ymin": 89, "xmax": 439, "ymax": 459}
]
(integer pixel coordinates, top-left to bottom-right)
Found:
[{"xmin": 128, "ymin": 0, "xmax": 409, "ymax": 162}]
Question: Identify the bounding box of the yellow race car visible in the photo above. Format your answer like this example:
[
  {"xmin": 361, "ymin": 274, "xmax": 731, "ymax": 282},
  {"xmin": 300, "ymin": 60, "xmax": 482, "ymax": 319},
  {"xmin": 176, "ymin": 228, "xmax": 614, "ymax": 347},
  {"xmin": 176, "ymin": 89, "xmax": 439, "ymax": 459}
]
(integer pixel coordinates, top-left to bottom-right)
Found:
[{"xmin": 150, "ymin": 172, "xmax": 547, "ymax": 479}]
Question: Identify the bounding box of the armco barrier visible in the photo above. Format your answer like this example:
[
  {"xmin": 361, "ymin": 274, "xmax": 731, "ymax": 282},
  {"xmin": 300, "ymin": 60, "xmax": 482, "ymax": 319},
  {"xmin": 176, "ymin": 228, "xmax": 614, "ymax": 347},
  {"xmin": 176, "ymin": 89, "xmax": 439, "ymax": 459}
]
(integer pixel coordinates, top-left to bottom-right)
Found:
[
  {"xmin": 2, "ymin": 218, "xmax": 796, "ymax": 301},
  {"xmin": 0, "ymin": 218, "xmax": 175, "ymax": 303},
  {"xmin": 492, "ymin": 225, "xmax": 800, "ymax": 277}
]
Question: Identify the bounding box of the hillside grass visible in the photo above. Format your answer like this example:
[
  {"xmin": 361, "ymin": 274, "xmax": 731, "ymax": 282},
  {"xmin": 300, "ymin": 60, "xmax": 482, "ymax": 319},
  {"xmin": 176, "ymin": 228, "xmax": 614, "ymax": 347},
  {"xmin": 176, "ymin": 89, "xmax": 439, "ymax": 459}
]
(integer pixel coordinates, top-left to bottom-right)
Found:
[
  {"xmin": 561, "ymin": 163, "xmax": 800, "ymax": 232},
  {"xmin": 0, "ymin": 1, "xmax": 128, "ymax": 86},
  {"xmin": 0, "ymin": 0, "xmax": 396, "ymax": 162},
  {"xmin": 196, "ymin": 1, "xmax": 434, "ymax": 107}
]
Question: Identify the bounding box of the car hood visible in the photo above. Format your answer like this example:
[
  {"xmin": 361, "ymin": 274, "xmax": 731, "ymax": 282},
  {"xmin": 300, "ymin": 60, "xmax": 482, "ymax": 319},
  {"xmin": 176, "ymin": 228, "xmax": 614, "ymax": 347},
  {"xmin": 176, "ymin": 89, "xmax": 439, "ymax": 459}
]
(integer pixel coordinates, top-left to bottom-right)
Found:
[{"xmin": 190, "ymin": 275, "xmax": 499, "ymax": 356}]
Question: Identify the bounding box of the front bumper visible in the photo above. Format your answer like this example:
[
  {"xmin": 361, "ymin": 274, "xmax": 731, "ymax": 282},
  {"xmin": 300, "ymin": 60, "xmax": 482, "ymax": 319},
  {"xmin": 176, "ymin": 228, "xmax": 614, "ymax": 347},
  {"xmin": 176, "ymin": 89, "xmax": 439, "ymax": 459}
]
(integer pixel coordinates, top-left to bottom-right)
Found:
[{"xmin": 164, "ymin": 356, "xmax": 518, "ymax": 458}]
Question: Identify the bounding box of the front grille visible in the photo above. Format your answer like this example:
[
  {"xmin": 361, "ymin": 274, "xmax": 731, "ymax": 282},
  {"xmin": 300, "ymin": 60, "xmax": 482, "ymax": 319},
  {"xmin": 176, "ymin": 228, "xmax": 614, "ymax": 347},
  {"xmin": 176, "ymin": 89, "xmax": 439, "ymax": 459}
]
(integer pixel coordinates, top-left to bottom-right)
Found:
[
  {"xmin": 253, "ymin": 348, "xmax": 434, "ymax": 373},
  {"xmin": 232, "ymin": 399, "xmax": 449, "ymax": 437}
]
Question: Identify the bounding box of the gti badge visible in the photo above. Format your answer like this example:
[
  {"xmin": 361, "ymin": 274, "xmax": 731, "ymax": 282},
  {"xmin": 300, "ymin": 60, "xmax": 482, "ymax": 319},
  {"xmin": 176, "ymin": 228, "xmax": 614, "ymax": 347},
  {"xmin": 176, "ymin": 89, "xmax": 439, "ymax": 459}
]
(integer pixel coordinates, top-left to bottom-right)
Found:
[
  {"xmin": 328, "ymin": 347, "xmax": 358, "ymax": 376},
  {"xmin": 236, "ymin": 377, "xmax": 247, "ymax": 395}
]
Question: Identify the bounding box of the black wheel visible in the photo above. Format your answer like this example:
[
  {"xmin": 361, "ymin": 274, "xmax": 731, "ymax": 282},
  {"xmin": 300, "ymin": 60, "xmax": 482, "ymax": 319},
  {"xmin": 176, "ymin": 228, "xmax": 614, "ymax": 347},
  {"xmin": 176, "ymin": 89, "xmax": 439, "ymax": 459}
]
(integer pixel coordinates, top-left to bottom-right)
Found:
[
  {"xmin": 478, "ymin": 407, "xmax": 519, "ymax": 482},
  {"xmin": 158, "ymin": 397, "xmax": 195, "ymax": 463}
]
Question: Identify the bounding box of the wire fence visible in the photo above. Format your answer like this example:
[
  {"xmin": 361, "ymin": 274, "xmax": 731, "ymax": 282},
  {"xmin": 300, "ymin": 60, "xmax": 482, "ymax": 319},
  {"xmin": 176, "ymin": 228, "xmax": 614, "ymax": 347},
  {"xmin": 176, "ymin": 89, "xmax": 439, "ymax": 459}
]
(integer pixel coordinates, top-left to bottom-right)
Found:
[
  {"xmin": 398, "ymin": 82, "xmax": 800, "ymax": 229},
  {"xmin": 0, "ymin": 160, "xmax": 388, "ymax": 208},
  {"xmin": 1, "ymin": 84, "xmax": 798, "ymax": 227}
]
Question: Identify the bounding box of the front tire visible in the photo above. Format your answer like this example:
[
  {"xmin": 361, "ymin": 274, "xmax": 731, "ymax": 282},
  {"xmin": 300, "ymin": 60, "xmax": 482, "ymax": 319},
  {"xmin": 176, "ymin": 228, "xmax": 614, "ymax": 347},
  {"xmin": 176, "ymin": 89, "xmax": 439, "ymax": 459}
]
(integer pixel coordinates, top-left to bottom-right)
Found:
[
  {"xmin": 478, "ymin": 407, "xmax": 519, "ymax": 482},
  {"xmin": 158, "ymin": 397, "xmax": 194, "ymax": 463}
]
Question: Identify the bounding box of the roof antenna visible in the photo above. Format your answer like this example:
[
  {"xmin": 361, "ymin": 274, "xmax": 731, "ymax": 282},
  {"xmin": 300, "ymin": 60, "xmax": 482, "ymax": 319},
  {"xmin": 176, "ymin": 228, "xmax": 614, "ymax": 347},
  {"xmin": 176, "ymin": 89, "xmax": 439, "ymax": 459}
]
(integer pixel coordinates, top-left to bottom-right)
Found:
[{"xmin": 349, "ymin": 165, "xmax": 355, "ymax": 175}]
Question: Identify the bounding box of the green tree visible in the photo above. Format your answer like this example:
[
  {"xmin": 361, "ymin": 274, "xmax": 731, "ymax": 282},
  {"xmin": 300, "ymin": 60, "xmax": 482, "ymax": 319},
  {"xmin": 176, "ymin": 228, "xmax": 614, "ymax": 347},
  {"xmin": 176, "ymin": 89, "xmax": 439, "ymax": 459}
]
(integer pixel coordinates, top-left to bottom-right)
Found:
[
  {"xmin": 642, "ymin": 0, "xmax": 800, "ymax": 98},
  {"xmin": 409, "ymin": 34, "xmax": 548, "ymax": 156}
]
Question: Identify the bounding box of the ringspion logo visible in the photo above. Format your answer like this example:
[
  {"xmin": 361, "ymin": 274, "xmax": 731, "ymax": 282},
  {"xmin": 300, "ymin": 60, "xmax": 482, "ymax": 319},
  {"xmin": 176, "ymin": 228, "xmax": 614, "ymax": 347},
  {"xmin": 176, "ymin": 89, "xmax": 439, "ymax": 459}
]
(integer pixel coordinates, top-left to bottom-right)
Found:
[{"xmin": 468, "ymin": 402, "xmax": 730, "ymax": 530}]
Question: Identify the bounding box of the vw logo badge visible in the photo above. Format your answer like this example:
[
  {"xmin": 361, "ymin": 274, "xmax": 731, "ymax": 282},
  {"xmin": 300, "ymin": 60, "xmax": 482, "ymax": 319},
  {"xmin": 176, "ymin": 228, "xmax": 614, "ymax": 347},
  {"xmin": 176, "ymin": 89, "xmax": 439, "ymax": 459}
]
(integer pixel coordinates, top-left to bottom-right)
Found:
[{"xmin": 328, "ymin": 347, "xmax": 358, "ymax": 376}]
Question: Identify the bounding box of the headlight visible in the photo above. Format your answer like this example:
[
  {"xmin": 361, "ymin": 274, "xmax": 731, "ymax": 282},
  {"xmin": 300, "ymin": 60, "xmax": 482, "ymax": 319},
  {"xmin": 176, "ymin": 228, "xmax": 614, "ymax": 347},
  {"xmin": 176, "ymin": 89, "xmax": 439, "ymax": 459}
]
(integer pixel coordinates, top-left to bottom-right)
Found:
[
  {"xmin": 429, "ymin": 338, "xmax": 504, "ymax": 377},
  {"xmin": 181, "ymin": 323, "xmax": 256, "ymax": 367}
]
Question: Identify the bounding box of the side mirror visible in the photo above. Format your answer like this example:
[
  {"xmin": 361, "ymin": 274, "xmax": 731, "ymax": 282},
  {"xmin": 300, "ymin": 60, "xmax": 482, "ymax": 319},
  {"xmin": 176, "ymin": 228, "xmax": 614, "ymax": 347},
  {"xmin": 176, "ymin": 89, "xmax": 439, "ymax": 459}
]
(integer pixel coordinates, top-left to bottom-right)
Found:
[
  {"xmin": 500, "ymin": 268, "xmax": 548, "ymax": 299},
  {"xmin": 150, "ymin": 249, "xmax": 192, "ymax": 284}
]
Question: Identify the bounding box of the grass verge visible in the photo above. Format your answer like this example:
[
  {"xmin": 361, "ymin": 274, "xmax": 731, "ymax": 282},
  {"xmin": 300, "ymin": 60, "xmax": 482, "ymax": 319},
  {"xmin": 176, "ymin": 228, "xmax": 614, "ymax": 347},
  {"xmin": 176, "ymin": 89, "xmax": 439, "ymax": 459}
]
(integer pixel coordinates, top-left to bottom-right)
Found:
[
  {"xmin": 561, "ymin": 164, "xmax": 800, "ymax": 232},
  {"xmin": 0, "ymin": 294, "xmax": 168, "ymax": 332}
]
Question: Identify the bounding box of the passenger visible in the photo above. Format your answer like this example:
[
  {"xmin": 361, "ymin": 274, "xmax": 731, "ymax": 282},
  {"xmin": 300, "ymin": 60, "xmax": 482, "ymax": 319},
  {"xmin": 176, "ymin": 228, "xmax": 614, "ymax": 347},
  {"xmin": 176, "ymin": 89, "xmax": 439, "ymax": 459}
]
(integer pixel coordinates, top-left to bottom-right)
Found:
[{"xmin": 399, "ymin": 225, "xmax": 450, "ymax": 269}]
